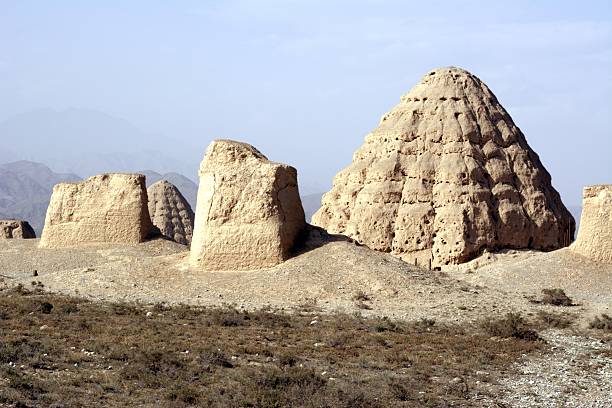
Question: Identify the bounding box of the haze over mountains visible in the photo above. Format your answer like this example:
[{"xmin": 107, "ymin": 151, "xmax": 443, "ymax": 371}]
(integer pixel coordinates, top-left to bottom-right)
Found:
[
  {"xmin": 0, "ymin": 108, "xmax": 200, "ymax": 180},
  {"xmin": 0, "ymin": 108, "xmax": 328, "ymax": 194}
]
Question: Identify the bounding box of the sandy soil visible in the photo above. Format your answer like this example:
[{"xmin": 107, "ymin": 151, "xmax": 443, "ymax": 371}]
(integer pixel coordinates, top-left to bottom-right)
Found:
[
  {"xmin": 446, "ymin": 248, "xmax": 612, "ymax": 320},
  {"xmin": 0, "ymin": 236, "xmax": 529, "ymax": 323},
  {"xmin": 0, "ymin": 231, "xmax": 610, "ymax": 325}
]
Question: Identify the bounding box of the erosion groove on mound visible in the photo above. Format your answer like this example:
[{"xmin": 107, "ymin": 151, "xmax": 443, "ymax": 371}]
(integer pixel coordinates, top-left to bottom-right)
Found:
[
  {"xmin": 0, "ymin": 220, "xmax": 36, "ymax": 239},
  {"xmin": 571, "ymin": 185, "xmax": 612, "ymax": 263},
  {"xmin": 39, "ymin": 173, "xmax": 155, "ymax": 247},
  {"xmin": 190, "ymin": 140, "xmax": 306, "ymax": 270},
  {"xmin": 148, "ymin": 180, "xmax": 195, "ymax": 245},
  {"xmin": 313, "ymin": 67, "xmax": 574, "ymax": 267}
]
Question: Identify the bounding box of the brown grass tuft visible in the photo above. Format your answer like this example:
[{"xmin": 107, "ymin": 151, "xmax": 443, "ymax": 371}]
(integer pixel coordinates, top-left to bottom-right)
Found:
[
  {"xmin": 589, "ymin": 314, "xmax": 612, "ymax": 331},
  {"xmin": 540, "ymin": 288, "xmax": 574, "ymax": 306},
  {"xmin": 352, "ymin": 291, "xmax": 371, "ymax": 302},
  {"xmin": 536, "ymin": 310, "xmax": 575, "ymax": 329},
  {"xmin": 481, "ymin": 313, "xmax": 541, "ymax": 341}
]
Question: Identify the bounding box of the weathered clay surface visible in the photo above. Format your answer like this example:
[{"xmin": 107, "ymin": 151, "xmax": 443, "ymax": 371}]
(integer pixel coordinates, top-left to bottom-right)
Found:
[
  {"xmin": 571, "ymin": 185, "xmax": 612, "ymax": 263},
  {"xmin": 0, "ymin": 220, "xmax": 36, "ymax": 239},
  {"xmin": 190, "ymin": 140, "xmax": 305, "ymax": 270},
  {"xmin": 313, "ymin": 67, "xmax": 574, "ymax": 267},
  {"xmin": 40, "ymin": 174, "xmax": 155, "ymax": 247},
  {"xmin": 147, "ymin": 180, "xmax": 195, "ymax": 245}
]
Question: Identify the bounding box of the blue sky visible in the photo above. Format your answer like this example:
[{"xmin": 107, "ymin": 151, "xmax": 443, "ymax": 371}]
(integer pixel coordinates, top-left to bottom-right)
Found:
[{"xmin": 0, "ymin": 0, "xmax": 610, "ymax": 204}]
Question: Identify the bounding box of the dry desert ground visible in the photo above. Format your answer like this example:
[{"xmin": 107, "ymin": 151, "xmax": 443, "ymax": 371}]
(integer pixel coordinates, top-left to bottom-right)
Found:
[{"xmin": 0, "ymin": 229, "xmax": 610, "ymax": 407}]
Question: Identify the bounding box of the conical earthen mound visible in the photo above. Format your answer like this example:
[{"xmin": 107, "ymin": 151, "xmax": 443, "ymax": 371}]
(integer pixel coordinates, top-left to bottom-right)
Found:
[
  {"xmin": 313, "ymin": 67, "xmax": 574, "ymax": 267},
  {"xmin": 147, "ymin": 180, "xmax": 195, "ymax": 245},
  {"xmin": 0, "ymin": 220, "xmax": 36, "ymax": 239}
]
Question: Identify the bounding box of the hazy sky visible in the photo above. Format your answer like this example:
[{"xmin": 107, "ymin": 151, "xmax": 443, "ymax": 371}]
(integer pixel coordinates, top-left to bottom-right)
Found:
[{"xmin": 1, "ymin": 0, "xmax": 610, "ymax": 204}]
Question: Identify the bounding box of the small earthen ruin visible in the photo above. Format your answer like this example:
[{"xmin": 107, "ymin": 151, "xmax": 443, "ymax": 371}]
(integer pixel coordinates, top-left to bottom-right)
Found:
[
  {"xmin": 190, "ymin": 140, "xmax": 305, "ymax": 270},
  {"xmin": 39, "ymin": 173, "xmax": 155, "ymax": 247}
]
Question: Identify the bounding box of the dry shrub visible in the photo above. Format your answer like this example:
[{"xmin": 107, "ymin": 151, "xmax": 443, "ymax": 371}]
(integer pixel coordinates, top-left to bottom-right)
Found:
[
  {"xmin": 481, "ymin": 313, "xmax": 541, "ymax": 341},
  {"xmin": 355, "ymin": 301, "xmax": 372, "ymax": 310},
  {"xmin": 328, "ymin": 332, "xmax": 351, "ymax": 349},
  {"xmin": 236, "ymin": 367, "xmax": 328, "ymax": 407},
  {"xmin": 353, "ymin": 291, "xmax": 372, "ymax": 310},
  {"xmin": 536, "ymin": 310, "xmax": 575, "ymax": 329},
  {"xmin": 58, "ymin": 303, "xmax": 79, "ymax": 314},
  {"xmin": 249, "ymin": 310, "xmax": 293, "ymax": 328},
  {"xmin": 278, "ymin": 353, "xmax": 299, "ymax": 367},
  {"xmin": 0, "ymin": 288, "xmax": 542, "ymax": 407},
  {"xmin": 589, "ymin": 314, "xmax": 612, "ymax": 331},
  {"xmin": 208, "ymin": 309, "xmax": 248, "ymax": 327},
  {"xmin": 388, "ymin": 378, "xmax": 412, "ymax": 401},
  {"xmin": 37, "ymin": 301, "xmax": 53, "ymax": 314},
  {"xmin": 415, "ymin": 317, "xmax": 436, "ymax": 330},
  {"xmin": 540, "ymin": 288, "xmax": 574, "ymax": 306},
  {"xmin": 166, "ymin": 384, "xmax": 200, "ymax": 404},
  {"xmin": 13, "ymin": 284, "xmax": 32, "ymax": 295},
  {"xmin": 369, "ymin": 316, "xmax": 401, "ymax": 333},
  {"xmin": 352, "ymin": 291, "xmax": 371, "ymax": 302},
  {"xmin": 235, "ymin": 366, "xmax": 384, "ymax": 408},
  {"xmin": 201, "ymin": 348, "xmax": 233, "ymax": 368}
]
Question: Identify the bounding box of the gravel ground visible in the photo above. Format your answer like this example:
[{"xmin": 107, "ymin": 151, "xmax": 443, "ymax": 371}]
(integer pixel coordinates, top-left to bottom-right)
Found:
[{"xmin": 490, "ymin": 330, "xmax": 612, "ymax": 408}]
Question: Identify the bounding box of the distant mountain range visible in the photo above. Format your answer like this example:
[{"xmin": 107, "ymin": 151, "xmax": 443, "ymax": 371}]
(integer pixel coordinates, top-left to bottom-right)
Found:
[
  {"xmin": 0, "ymin": 160, "xmax": 200, "ymax": 236},
  {"xmin": 0, "ymin": 161, "xmax": 81, "ymax": 235},
  {"xmin": 0, "ymin": 108, "xmax": 205, "ymax": 235}
]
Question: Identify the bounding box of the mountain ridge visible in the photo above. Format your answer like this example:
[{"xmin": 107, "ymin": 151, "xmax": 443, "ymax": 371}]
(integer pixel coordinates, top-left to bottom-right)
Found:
[
  {"xmin": 0, "ymin": 160, "xmax": 199, "ymax": 235},
  {"xmin": 0, "ymin": 161, "xmax": 82, "ymax": 234}
]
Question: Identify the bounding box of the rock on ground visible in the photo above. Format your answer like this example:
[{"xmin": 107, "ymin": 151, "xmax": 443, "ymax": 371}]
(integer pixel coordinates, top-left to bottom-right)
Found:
[
  {"xmin": 39, "ymin": 173, "xmax": 155, "ymax": 247},
  {"xmin": 147, "ymin": 180, "xmax": 195, "ymax": 245},
  {"xmin": 0, "ymin": 220, "xmax": 36, "ymax": 239},
  {"xmin": 313, "ymin": 66, "xmax": 574, "ymax": 268},
  {"xmin": 190, "ymin": 140, "xmax": 305, "ymax": 270},
  {"xmin": 571, "ymin": 185, "xmax": 612, "ymax": 263}
]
